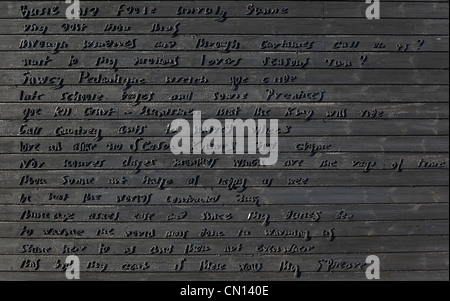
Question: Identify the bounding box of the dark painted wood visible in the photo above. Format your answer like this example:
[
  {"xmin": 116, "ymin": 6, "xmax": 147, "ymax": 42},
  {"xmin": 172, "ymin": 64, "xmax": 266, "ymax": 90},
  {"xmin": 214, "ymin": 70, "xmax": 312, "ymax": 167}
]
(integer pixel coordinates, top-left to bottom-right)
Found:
[{"xmin": 0, "ymin": 0, "xmax": 448, "ymax": 281}]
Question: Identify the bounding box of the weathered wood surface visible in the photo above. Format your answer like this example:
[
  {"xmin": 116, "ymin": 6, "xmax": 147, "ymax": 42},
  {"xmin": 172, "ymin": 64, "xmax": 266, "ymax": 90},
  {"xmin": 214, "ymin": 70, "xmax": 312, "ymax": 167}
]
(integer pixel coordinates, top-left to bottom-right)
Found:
[
  {"xmin": 1, "ymin": 86, "xmax": 448, "ymax": 103},
  {"xmin": 1, "ymin": 19, "xmax": 449, "ymax": 35},
  {"xmin": 2, "ymin": 52, "xmax": 449, "ymax": 69},
  {"xmin": 0, "ymin": 0, "xmax": 448, "ymax": 281},
  {"xmin": 0, "ymin": 270, "xmax": 448, "ymax": 281},
  {"xmin": 0, "ymin": 253, "xmax": 449, "ymax": 273},
  {"xmin": 1, "ymin": 103, "xmax": 449, "ymax": 119},
  {"xmin": 1, "ymin": 136, "xmax": 448, "ymax": 153},
  {"xmin": 2, "ymin": 35, "xmax": 449, "ymax": 52},
  {"xmin": 2, "ymin": 69, "xmax": 449, "ymax": 85},
  {"xmin": 0, "ymin": 236, "xmax": 448, "ymax": 259},
  {"xmin": 1, "ymin": 186, "xmax": 448, "ymax": 204},
  {"xmin": 1, "ymin": 219, "xmax": 449, "ymax": 238},
  {"xmin": 1, "ymin": 170, "xmax": 448, "ymax": 189},
  {"xmin": 1, "ymin": 153, "xmax": 449, "ymax": 170},
  {"xmin": 2, "ymin": 203, "xmax": 449, "ymax": 221},
  {"xmin": 1, "ymin": 1, "xmax": 448, "ymax": 19},
  {"xmin": 1, "ymin": 120, "xmax": 448, "ymax": 136}
]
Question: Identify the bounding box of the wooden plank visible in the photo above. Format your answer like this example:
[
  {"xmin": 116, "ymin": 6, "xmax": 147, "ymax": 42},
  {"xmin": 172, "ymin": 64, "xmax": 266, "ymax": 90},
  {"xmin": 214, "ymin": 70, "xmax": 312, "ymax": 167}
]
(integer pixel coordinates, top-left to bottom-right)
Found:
[
  {"xmin": 0, "ymin": 1, "xmax": 447, "ymax": 19},
  {"xmin": 1, "ymin": 103, "xmax": 448, "ymax": 120},
  {"xmin": 1, "ymin": 69, "xmax": 448, "ymax": 86},
  {"xmin": 0, "ymin": 236, "xmax": 447, "ymax": 255},
  {"xmin": 1, "ymin": 52, "xmax": 448, "ymax": 69},
  {"xmin": 1, "ymin": 119, "xmax": 448, "ymax": 136},
  {"xmin": 1, "ymin": 203, "xmax": 448, "ymax": 222},
  {"xmin": 0, "ymin": 153, "xmax": 448, "ymax": 170},
  {"xmin": 0, "ymin": 136, "xmax": 448, "ymax": 154},
  {"xmin": 0, "ymin": 170, "xmax": 447, "ymax": 188},
  {"xmin": 0, "ymin": 253, "xmax": 447, "ymax": 274},
  {"xmin": 1, "ymin": 85, "xmax": 448, "ymax": 103},
  {"xmin": 0, "ymin": 186, "xmax": 448, "ymax": 205},
  {"xmin": 0, "ymin": 19, "xmax": 448, "ymax": 35},
  {"xmin": 1, "ymin": 220, "xmax": 448, "ymax": 238},
  {"xmin": 0, "ymin": 270, "xmax": 448, "ymax": 281},
  {"xmin": 0, "ymin": 0, "xmax": 448, "ymax": 282},
  {"xmin": 2, "ymin": 35, "xmax": 448, "ymax": 52}
]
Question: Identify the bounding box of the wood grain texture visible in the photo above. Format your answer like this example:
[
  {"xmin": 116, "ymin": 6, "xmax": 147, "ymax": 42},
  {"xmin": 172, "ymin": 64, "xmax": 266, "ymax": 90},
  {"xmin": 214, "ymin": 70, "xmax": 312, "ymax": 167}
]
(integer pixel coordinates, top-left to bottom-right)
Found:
[
  {"xmin": 2, "ymin": 35, "xmax": 449, "ymax": 52},
  {"xmin": 0, "ymin": 1, "xmax": 448, "ymax": 19},
  {"xmin": 0, "ymin": 0, "xmax": 448, "ymax": 281}
]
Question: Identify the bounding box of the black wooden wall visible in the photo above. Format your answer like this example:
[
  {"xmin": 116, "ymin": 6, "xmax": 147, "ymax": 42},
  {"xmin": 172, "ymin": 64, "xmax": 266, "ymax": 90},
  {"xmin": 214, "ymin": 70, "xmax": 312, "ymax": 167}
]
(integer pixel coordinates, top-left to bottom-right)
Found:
[{"xmin": 0, "ymin": 0, "xmax": 448, "ymax": 281}]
